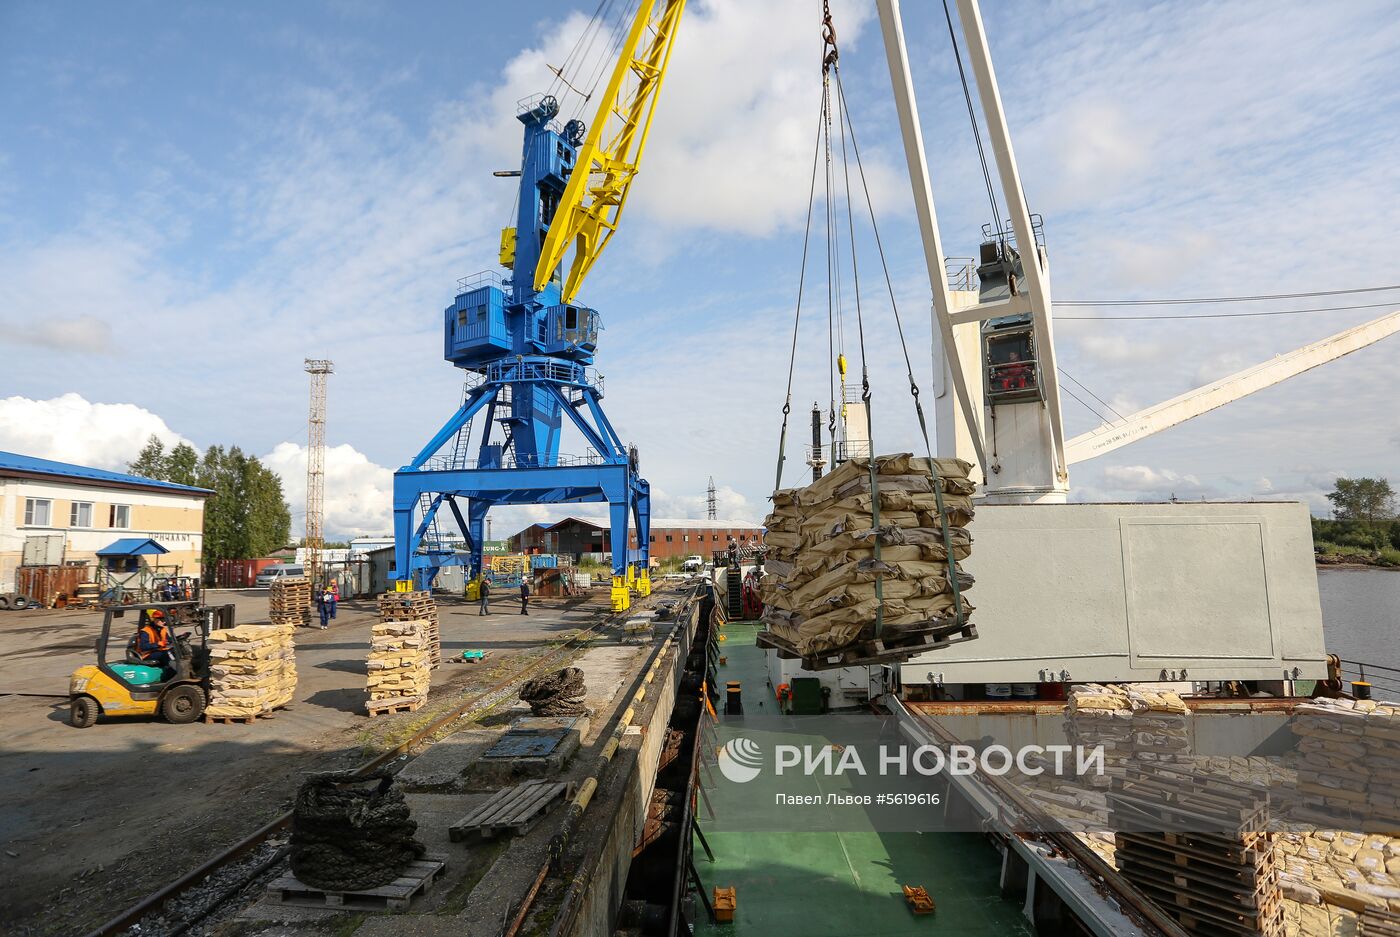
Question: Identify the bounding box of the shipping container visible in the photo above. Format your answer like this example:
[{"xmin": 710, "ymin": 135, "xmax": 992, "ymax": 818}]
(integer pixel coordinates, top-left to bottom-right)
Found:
[
  {"xmin": 214, "ymin": 558, "xmax": 279, "ymax": 588},
  {"xmin": 16, "ymin": 564, "xmax": 91, "ymax": 608}
]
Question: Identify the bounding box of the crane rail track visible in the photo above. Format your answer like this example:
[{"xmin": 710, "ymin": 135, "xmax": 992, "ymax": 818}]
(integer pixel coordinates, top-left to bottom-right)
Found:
[{"xmin": 81, "ymin": 598, "xmax": 646, "ymax": 937}]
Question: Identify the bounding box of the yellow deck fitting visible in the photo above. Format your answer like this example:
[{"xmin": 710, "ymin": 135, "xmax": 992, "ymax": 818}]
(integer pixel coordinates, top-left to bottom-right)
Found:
[
  {"xmin": 713, "ymin": 885, "xmax": 737, "ymax": 923},
  {"xmin": 902, "ymin": 885, "xmax": 936, "ymax": 914}
]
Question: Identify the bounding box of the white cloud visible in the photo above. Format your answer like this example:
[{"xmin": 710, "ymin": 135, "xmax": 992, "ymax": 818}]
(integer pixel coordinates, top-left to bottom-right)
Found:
[
  {"xmin": 0, "ymin": 393, "xmax": 190, "ymax": 469},
  {"xmin": 5, "ymin": 314, "xmax": 114, "ymax": 353},
  {"xmin": 261, "ymin": 441, "xmax": 395, "ymax": 541},
  {"xmin": 629, "ymin": 0, "xmax": 900, "ymax": 237}
]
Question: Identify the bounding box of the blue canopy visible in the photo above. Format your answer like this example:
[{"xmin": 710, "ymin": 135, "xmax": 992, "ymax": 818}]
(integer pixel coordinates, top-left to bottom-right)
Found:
[{"xmin": 96, "ymin": 538, "xmax": 169, "ymax": 557}]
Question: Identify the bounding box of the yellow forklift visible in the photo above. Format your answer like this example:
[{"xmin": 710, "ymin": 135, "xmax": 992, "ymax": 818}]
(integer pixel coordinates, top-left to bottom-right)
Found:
[{"xmin": 67, "ymin": 601, "xmax": 234, "ymax": 728}]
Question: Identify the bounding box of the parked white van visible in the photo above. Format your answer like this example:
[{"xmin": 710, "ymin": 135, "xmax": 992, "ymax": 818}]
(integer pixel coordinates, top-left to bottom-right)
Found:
[{"xmin": 255, "ymin": 564, "xmax": 305, "ymax": 587}]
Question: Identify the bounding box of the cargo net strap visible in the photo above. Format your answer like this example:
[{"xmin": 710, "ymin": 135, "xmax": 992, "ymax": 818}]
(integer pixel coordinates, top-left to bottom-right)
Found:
[
  {"xmin": 771, "ymin": 5, "xmax": 964, "ymax": 630},
  {"xmin": 519, "ymin": 666, "xmax": 588, "ymax": 716},
  {"xmin": 290, "ymin": 771, "xmax": 426, "ymax": 893}
]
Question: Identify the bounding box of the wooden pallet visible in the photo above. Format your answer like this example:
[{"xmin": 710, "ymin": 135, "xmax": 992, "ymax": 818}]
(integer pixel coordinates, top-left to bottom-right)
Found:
[
  {"xmin": 268, "ymin": 857, "xmax": 446, "ymax": 911},
  {"xmin": 449, "ymin": 780, "xmax": 575, "ymax": 841},
  {"xmin": 366, "ymin": 695, "xmax": 425, "ymax": 716},
  {"xmin": 203, "ymin": 705, "xmax": 287, "ymax": 725},
  {"xmin": 757, "ymin": 620, "xmax": 977, "ymax": 672},
  {"xmin": 1360, "ymin": 906, "xmax": 1400, "ymax": 937}
]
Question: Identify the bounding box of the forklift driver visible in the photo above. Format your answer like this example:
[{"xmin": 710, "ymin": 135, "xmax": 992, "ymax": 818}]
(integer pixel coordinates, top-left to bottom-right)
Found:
[{"xmin": 133, "ymin": 609, "xmax": 174, "ymax": 671}]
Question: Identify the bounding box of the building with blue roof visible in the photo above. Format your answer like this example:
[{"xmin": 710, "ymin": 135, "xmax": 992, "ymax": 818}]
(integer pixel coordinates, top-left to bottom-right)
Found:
[{"xmin": 0, "ymin": 450, "xmax": 211, "ymax": 592}]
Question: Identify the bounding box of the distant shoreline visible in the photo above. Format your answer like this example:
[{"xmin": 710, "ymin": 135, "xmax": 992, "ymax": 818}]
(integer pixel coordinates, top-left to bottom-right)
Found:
[{"xmin": 1316, "ymin": 559, "xmax": 1400, "ymax": 571}]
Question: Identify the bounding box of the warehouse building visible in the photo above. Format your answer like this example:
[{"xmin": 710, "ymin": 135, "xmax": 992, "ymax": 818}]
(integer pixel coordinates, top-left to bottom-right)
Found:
[
  {"xmin": 510, "ymin": 516, "xmax": 763, "ymax": 562},
  {"xmin": 0, "ymin": 451, "xmax": 211, "ymax": 590}
]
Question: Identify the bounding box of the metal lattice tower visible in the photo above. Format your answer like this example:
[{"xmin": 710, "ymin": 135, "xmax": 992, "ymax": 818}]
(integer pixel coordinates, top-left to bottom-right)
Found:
[
  {"xmin": 304, "ymin": 359, "xmax": 334, "ymax": 588},
  {"xmin": 706, "ymin": 476, "xmax": 717, "ymax": 520}
]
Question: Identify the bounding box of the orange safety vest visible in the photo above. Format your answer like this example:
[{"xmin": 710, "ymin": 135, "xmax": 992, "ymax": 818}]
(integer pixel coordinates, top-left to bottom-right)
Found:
[
  {"xmin": 139, "ymin": 623, "xmax": 171, "ymax": 655},
  {"xmin": 776, "ymin": 683, "xmax": 792, "ymax": 701}
]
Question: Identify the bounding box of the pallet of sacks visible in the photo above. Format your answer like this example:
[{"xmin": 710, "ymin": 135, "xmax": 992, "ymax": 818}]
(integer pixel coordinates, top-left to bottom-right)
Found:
[
  {"xmin": 1065, "ymin": 684, "xmax": 1191, "ymax": 770},
  {"xmin": 1290, "ymin": 698, "xmax": 1400, "ymax": 832},
  {"xmin": 367, "ymin": 620, "xmax": 430, "ymax": 715},
  {"xmin": 269, "ymin": 576, "xmax": 312, "ymax": 628},
  {"xmin": 378, "ymin": 591, "xmax": 441, "ymax": 669},
  {"xmin": 205, "ymin": 624, "xmax": 297, "ymax": 723},
  {"xmin": 756, "ymin": 453, "xmax": 977, "ymax": 670}
]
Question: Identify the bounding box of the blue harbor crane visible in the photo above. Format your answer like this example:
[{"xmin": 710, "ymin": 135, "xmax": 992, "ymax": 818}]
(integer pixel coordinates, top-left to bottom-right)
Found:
[{"xmin": 391, "ymin": 1, "xmax": 686, "ymax": 611}]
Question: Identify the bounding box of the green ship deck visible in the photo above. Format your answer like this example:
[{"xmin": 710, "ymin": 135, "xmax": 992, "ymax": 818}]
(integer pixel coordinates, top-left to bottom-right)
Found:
[{"xmin": 692, "ymin": 622, "xmax": 1035, "ymax": 936}]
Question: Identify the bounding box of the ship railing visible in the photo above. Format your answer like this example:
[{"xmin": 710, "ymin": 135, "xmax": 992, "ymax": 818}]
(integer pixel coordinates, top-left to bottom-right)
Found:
[
  {"xmin": 419, "ymin": 449, "xmax": 614, "ymax": 473},
  {"xmin": 485, "ymin": 358, "xmax": 601, "ymax": 388},
  {"xmin": 945, "ymin": 257, "xmax": 977, "ymax": 292},
  {"xmin": 834, "ymin": 439, "xmax": 872, "ymax": 462},
  {"xmin": 981, "ymin": 213, "xmax": 1047, "ymax": 252},
  {"xmin": 515, "ymin": 93, "xmax": 564, "ymax": 134},
  {"xmin": 1336, "ymin": 657, "xmax": 1400, "ymax": 700},
  {"xmin": 456, "ymin": 269, "xmax": 510, "ymax": 296}
]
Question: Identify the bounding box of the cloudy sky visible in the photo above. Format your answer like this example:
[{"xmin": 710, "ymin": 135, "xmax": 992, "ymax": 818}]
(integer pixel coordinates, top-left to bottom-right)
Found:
[{"xmin": 2, "ymin": 0, "xmax": 1398, "ymax": 540}]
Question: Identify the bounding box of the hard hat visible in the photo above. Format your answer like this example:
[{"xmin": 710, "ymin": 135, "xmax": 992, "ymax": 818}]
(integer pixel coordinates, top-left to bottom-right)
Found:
[{"xmin": 149, "ymin": 609, "xmax": 165, "ymax": 620}]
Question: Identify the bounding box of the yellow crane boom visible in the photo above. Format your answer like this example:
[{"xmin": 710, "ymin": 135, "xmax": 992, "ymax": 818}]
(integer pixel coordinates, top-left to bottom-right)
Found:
[{"xmin": 534, "ymin": 0, "xmax": 686, "ymax": 302}]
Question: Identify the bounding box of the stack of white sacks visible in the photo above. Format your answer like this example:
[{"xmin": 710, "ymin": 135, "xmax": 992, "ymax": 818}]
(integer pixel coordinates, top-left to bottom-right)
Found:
[
  {"xmin": 366, "ymin": 620, "xmax": 431, "ymax": 709},
  {"xmin": 1064, "ymin": 683, "xmax": 1190, "ymax": 768},
  {"xmin": 206, "ymin": 624, "xmax": 297, "ymax": 718},
  {"xmin": 759, "ymin": 453, "xmax": 975, "ymax": 657},
  {"xmin": 1292, "ymin": 697, "xmax": 1400, "ymax": 829}
]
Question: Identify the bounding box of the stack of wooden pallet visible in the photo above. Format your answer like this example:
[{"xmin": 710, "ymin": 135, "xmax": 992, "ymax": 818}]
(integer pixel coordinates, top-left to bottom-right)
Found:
[
  {"xmin": 1109, "ymin": 761, "xmax": 1283, "ymax": 937},
  {"xmin": 378, "ymin": 591, "xmax": 441, "ymax": 669},
  {"xmin": 269, "ymin": 576, "xmax": 312, "ymax": 627},
  {"xmin": 366, "ymin": 620, "xmax": 430, "ymax": 715},
  {"xmin": 206, "ymin": 623, "xmax": 297, "ymax": 722}
]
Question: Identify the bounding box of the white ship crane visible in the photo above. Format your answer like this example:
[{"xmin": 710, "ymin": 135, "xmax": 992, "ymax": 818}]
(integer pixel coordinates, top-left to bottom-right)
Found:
[
  {"xmin": 862, "ymin": 0, "xmax": 1398, "ymax": 692},
  {"xmin": 875, "ymin": 0, "xmax": 1400, "ymax": 502}
]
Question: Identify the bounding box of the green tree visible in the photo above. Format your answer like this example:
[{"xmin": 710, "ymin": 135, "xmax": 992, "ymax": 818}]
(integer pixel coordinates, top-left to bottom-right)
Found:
[
  {"xmin": 166, "ymin": 443, "xmax": 199, "ymax": 486},
  {"xmin": 1327, "ymin": 477, "xmax": 1396, "ymax": 525},
  {"xmin": 128, "ymin": 435, "xmax": 168, "ymax": 479},
  {"xmin": 175, "ymin": 444, "xmax": 292, "ymax": 579}
]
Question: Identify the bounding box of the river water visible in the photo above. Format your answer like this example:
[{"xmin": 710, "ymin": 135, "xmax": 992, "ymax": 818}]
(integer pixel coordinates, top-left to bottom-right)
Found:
[{"xmin": 1317, "ymin": 568, "xmax": 1400, "ymax": 674}]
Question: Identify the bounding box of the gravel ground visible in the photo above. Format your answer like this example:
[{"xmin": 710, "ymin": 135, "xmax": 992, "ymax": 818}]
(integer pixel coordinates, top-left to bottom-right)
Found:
[{"xmin": 0, "ymin": 589, "xmax": 609, "ymax": 937}]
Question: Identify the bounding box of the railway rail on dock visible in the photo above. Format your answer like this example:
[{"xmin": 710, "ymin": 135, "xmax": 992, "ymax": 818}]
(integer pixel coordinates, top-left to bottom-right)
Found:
[{"xmin": 81, "ymin": 591, "xmax": 686, "ymax": 937}]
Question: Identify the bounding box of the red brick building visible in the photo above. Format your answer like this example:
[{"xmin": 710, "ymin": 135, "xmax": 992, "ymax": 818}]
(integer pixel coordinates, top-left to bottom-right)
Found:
[{"xmin": 509, "ymin": 516, "xmax": 763, "ymax": 562}]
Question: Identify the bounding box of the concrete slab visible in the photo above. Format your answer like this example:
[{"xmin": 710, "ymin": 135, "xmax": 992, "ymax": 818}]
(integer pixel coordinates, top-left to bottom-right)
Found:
[
  {"xmin": 469, "ymin": 714, "xmax": 591, "ymax": 782},
  {"xmin": 574, "ymin": 645, "xmax": 644, "ymax": 722},
  {"xmin": 395, "ymin": 728, "xmax": 501, "ymax": 792}
]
